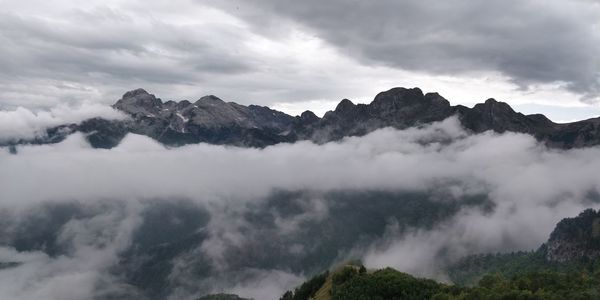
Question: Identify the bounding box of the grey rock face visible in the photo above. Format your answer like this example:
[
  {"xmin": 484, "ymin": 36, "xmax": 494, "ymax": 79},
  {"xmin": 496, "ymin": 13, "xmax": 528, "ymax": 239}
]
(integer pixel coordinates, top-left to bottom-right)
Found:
[
  {"xmin": 456, "ymin": 98, "xmax": 555, "ymax": 135},
  {"xmin": 113, "ymin": 88, "xmax": 163, "ymax": 117},
  {"xmin": 304, "ymin": 87, "xmax": 455, "ymax": 142},
  {"xmin": 545, "ymin": 209, "xmax": 600, "ymax": 263},
  {"xmin": 455, "ymin": 98, "xmax": 600, "ymax": 149},
  {"xmin": 112, "ymin": 89, "xmax": 297, "ymax": 147}
]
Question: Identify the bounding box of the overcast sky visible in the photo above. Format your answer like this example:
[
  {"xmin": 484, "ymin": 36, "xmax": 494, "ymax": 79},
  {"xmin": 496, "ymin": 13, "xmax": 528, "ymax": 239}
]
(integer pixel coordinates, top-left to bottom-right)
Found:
[{"xmin": 1, "ymin": 0, "xmax": 600, "ymax": 120}]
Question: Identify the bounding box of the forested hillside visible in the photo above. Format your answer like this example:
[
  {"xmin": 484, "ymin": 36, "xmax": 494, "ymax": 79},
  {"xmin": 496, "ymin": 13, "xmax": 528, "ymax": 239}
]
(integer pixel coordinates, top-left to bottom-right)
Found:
[{"xmin": 274, "ymin": 209, "xmax": 600, "ymax": 300}]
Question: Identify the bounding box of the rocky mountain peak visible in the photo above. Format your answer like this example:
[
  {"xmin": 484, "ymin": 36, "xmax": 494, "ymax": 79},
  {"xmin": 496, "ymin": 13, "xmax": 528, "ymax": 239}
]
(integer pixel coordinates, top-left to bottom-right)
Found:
[
  {"xmin": 113, "ymin": 89, "xmax": 163, "ymax": 117},
  {"xmin": 122, "ymin": 88, "xmax": 151, "ymax": 98},
  {"xmin": 457, "ymin": 97, "xmax": 541, "ymax": 134},
  {"xmin": 371, "ymin": 87, "xmax": 424, "ymax": 105},
  {"xmin": 526, "ymin": 113, "xmax": 553, "ymax": 123},
  {"xmin": 335, "ymin": 99, "xmax": 355, "ymax": 112},
  {"xmin": 106, "ymin": 90, "xmax": 298, "ymax": 147},
  {"xmin": 424, "ymin": 92, "xmax": 451, "ymax": 106},
  {"xmin": 196, "ymin": 95, "xmax": 226, "ymax": 105},
  {"xmin": 299, "ymin": 110, "xmax": 319, "ymax": 123},
  {"xmin": 369, "ymin": 87, "xmax": 443, "ymax": 113},
  {"xmin": 380, "ymin": 87, "xmax": 424, "ymax": 97},
  {"xmin": 479, "ymin": 98, "xmax": 514, "ymax": 112},
  {"xmin": 175, "ymin": 100, "xmax": 192, "ymax": 110}
]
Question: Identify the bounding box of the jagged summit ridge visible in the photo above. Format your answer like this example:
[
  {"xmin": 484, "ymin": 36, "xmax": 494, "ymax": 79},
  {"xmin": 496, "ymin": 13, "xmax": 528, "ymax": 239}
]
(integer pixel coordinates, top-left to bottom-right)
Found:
[
  {"xmin": 113, "ymin": 88, "xmax": 163, "ymax": 117},
  {"xmin": 4, "ymin": 86, "xmax": 600, "ymax": 150},
  {"xmin": 122, "ymin": 88, "xmax": 152, "ymax": 98},
  {"xmin": 113, "ymin": 89, "xmax": 296, "ymax": 142}
]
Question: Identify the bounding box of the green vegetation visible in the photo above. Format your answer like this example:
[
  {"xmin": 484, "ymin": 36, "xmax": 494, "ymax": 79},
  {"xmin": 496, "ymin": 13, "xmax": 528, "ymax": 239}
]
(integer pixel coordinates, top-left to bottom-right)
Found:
[
  {"xmin": 277, "ymin": 209, "xmax": 600, "ymax": 299},
  {"xmin": 280, "ymin": 271, "xmax": 329, "ymax": 300},
  {"xmin": 447, "ymin": 247, "xmax": 600, "ymax": 286},
  {"xmin": 197, "ymin": 293, "xmax": 251, "ymax": 300},
  {"xmin": 331, "ymin": 267, "xmax": 453, "ymax": 300},
  {"xmin": 447, "ymin": 209, "xmax": 600, "ymax": 286},
  {"xmin": 447, "ymin": 251, "xmax": 548, "ymax": 285},
  {"xmin": 447, "ymin": 270, "xmax": 600, "ymax": 299},
  {"xmin": 280, "ymin": 263, "xmax": 600, "ymax": 300}
]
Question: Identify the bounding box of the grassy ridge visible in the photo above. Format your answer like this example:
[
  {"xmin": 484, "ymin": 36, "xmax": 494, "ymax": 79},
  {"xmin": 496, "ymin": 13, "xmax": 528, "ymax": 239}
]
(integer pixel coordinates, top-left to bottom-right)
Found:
[{"xmin": 280, "ymin": 262, "xmax": 600, "ymax": 300}]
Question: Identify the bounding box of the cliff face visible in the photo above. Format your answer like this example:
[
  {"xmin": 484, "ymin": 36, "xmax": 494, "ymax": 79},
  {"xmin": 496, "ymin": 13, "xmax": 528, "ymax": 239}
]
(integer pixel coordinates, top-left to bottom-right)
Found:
[
  {"xmin": 445, "ymin": 209, "xmax": 600, "ymax": 286},
  {"xmin": 544, "ymin": 209, "xmax": 600, "ymax": 263}
]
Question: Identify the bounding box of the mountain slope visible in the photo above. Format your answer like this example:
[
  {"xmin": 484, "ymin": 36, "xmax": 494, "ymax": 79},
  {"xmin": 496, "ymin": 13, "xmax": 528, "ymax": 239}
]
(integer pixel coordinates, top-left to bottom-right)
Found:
[
  {"xmin": 448, "ymin": 209, "xmax": 600, "ymax": 285},
  {"xmin": 112, "ymin": 88, "xmax": 296, "ymax": 147}
]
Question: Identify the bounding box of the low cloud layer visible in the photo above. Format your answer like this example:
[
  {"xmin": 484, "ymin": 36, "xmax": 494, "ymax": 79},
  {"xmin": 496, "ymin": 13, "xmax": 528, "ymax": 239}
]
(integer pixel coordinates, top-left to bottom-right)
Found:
[
  {"xmin": 0, "ymin": 103, "xmax": 125, "ymax": 141},
  {"xmin": 1, "ymin": 117, "xmax": 600, "ymax": 299}
]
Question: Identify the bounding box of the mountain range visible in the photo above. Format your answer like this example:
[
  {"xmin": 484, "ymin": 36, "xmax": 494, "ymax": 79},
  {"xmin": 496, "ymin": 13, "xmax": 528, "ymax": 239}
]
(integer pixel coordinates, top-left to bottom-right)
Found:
[{"xmin": 4, "ymin": 87, "xmax": 600, "ymax": 150}]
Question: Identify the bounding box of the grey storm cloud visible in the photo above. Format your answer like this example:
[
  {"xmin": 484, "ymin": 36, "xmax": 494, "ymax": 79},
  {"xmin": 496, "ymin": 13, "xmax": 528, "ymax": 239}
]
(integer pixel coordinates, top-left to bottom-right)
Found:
[
  {"xmin": 0, "ymin": 11, "xmax": 255, "ymax": 79},
  {"xmin": 0, "ymin": 10, "xmax": 253, "ymax": 84},
  {"xmin": 0, "ymin": 3, "xmax": 264, "ymax": 109},
  {"xmin": 211, "ymin": 0, "xmax": 600, "ymax": 100},
  {"xmin": 0, "ymin": 1, "xmax": 379, "ymax": 110},
  {"xmin": 2, "ymin": 0, "xmax": 599, "ymax": 113}
]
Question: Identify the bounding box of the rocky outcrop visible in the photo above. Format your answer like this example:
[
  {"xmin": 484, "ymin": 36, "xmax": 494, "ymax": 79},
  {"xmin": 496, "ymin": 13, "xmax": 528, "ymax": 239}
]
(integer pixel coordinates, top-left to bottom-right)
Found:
[
  {"xmin": 544, "ymin": 209, "xmax": 600, "ymax": 263},
  {"xmin": 456, "ymin": 98, "xmax": 555, "ymax": 135},
  {"xmin": 303, "ymin": 88, "xmax": 455, "ymax": 142}
]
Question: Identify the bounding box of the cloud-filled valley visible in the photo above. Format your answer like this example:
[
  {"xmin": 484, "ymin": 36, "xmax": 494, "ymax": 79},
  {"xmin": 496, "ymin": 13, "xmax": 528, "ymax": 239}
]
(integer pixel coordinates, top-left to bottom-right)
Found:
[
  {"xmin": 3, "ymin": 1, "xmax": 600, "ymax": 298},
  {"xmin": 1, "ymin": 116, "xmax": 600, "ymax": 299}
]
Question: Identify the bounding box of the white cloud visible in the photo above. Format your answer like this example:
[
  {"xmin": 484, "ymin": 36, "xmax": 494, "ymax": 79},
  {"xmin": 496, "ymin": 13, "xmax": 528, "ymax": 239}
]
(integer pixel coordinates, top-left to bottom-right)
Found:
[
  {"xmin": 0, "ymin": 201, "xmax": 142, "ymax": 300},
  {"xmin": 0, "ymin": 103, "xmax": 126, "ymax": 141}
]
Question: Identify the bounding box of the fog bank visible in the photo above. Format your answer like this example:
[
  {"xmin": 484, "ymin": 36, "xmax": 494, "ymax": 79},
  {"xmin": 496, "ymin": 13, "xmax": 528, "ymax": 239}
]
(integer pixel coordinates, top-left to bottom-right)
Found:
[{"xmin": 1, "ymin": 117, "xmax": 600, "ymax": 299}]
